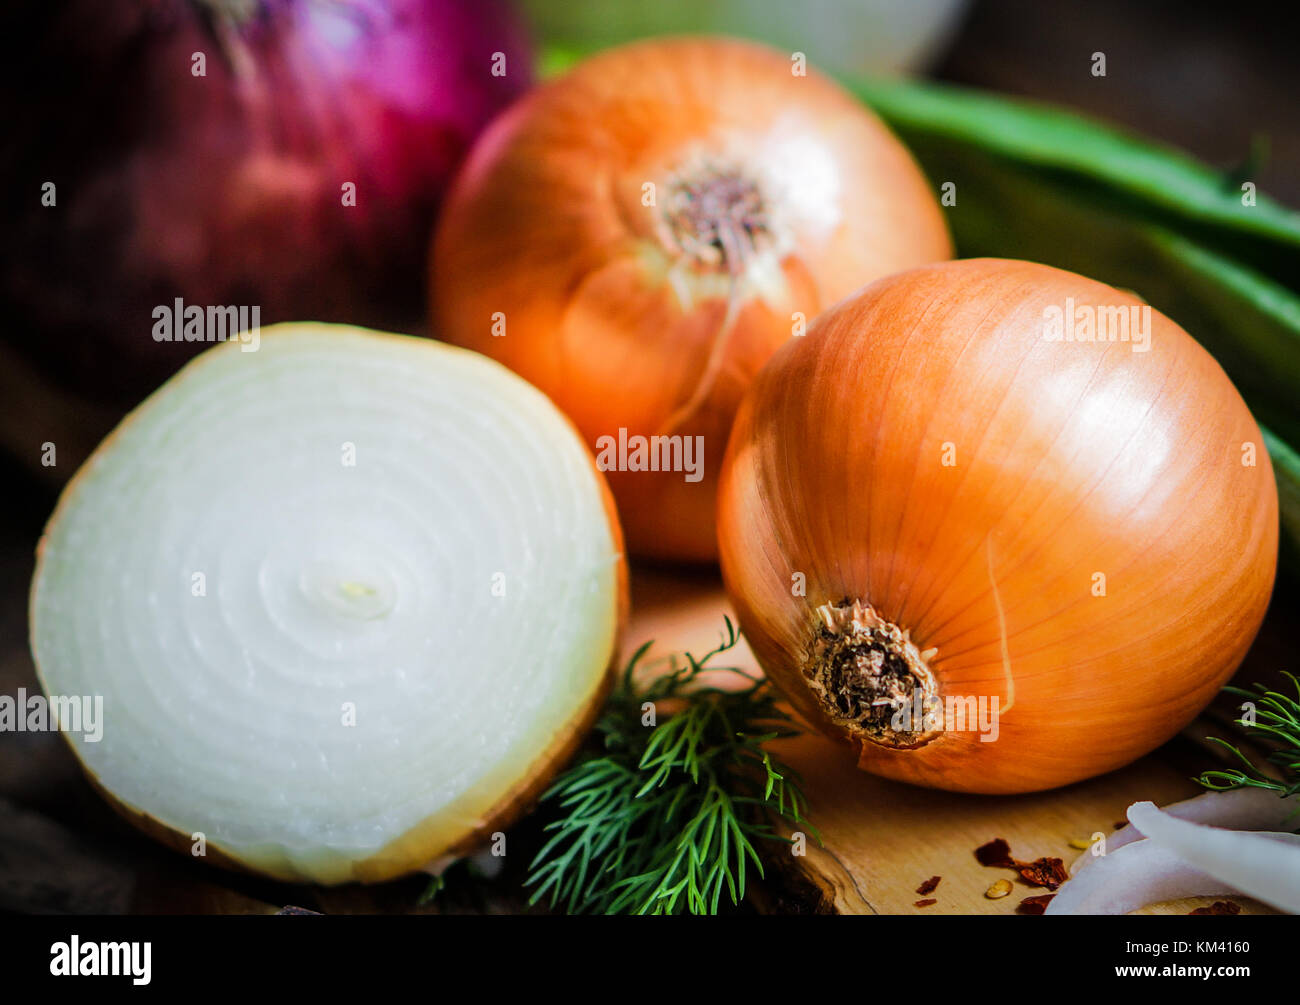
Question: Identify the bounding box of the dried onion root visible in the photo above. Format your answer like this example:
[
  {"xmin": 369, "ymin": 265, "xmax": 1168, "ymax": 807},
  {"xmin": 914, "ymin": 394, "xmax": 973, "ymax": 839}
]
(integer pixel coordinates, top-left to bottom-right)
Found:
[{"xmin": 30, "ymin": 325, "xmax": 626, "ymax": 884}]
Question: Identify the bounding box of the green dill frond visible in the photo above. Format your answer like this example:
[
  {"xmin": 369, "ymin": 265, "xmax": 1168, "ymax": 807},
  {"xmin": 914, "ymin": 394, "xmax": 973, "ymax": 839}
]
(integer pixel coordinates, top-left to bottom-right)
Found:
[
  {"xmin": 417, "ymin": 873, "xmax": 445, "ymax": 905},
  {"xmin": 1198, "ymin": 672, "xmax": 1300, "ymax": 798},
  {"xmin": 525, "ymin": 617, "xmax": 816, "ymax": 914}
]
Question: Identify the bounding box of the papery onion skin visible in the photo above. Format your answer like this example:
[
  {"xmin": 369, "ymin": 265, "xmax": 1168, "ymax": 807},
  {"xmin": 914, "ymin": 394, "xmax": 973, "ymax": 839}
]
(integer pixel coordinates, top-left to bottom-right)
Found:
[
  {"xmin": 30, "ymin": 325, "xmax": 627, "ymax": 884},
  {"xmin": 718, "ymin": 258, "xmax": 1277, "ymax": 794},
  {"xmin": 0, "ymin": 0, "xmax": 531, "ymax": 409},
  {"xmin": 432, "ymin": 36, "xmax": 951, "ymax": 561}
]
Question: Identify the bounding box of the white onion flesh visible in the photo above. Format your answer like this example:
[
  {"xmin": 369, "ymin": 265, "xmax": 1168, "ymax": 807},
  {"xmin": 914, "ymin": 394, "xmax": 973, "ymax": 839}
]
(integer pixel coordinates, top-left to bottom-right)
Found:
[
  {"xmin": 1045, "ymin": 840, "xmax": 1238, "ymax": 915},
  {"xmin": 1072, "ymin": 788, "xmax": 1300, "ymax": 873},
  {"xmin": 1124, "ymin": 801, "xmax": 1300, "ymax": 914},
  {"xmin": 1050, "ymin": 794, "xmax": 1300, "ymax": 914},
  {"xmin": 31, "ymin": 325, "xmax": 623, "ymax": 884}
]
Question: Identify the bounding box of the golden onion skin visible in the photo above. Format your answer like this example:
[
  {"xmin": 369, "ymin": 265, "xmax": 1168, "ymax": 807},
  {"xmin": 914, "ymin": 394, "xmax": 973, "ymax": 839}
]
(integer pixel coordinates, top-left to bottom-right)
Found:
[
  {"xmin": 432, "ymin": 37, "xmax": 951, "ymax": 561},
  {"xmin": 718, "ymin": 258, "xmax": 1278, "ymax": 794}
]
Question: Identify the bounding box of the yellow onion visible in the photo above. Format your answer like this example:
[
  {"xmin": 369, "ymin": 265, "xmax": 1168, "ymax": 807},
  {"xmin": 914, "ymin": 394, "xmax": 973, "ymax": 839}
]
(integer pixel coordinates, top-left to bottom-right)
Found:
[
  {"xmin": 432, "ymin": 36, "xmax": 951, "ymax": 560},
  {"xmin": 718, "ymin": 258, "xmax": 1277, "ymax": 794}
]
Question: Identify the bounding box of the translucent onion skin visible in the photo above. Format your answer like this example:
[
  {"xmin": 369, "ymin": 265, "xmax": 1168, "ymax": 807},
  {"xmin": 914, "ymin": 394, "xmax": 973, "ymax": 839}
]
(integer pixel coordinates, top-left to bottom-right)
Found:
[
  {"xmin": 717, "ymin": 259, "xmax": 1278, "ymax": 794},
  {"xmin": 31, "ymin": 325, "xmax": 627, "ymax": 884},
  {"xmin": 432, "ymin": 37, "xmax": 951, "ymax": 561}
]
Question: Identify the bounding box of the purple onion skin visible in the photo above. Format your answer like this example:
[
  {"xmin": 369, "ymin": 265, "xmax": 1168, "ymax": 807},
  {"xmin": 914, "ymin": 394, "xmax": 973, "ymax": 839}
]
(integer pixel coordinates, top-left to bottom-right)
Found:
[{"xmin": 1, "ymin": 1, "xmax": 532, "ymax": 407}]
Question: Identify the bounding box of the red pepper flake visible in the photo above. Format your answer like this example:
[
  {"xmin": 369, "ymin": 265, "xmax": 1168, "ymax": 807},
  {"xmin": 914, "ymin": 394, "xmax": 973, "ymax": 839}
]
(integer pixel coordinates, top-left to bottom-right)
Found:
[
  {"xmin": 1017, "ymin": 894, "xmax": 1055, "ymax": 915},
  {"xmin": 914, "ymin": 898, "xmax": 938, "ymax": 908},
  {"xmin": 975, "ymin": 838, "xmax": 1017, "ymax": 868},
  {"xmin": 916, "ymin": 875, "xmax": 942, "ymax": 895},
  {"xmin": 1189, "ymin": 901, "xmax": 1241, "ymax": 916},
  {"xmin": 974, "ymin": 838, "xmax": 1068, "ymax": 891},
  {"xmin": 1017, "ymin": 856, "xmax": 1069, "ymax": 891}
]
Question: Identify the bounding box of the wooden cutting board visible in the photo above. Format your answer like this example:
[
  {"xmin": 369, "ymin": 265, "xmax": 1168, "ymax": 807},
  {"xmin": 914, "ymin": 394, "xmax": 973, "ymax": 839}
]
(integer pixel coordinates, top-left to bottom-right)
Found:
[{"xmin": 626, "ymin": 565, "xmax": 1279, "ymax": 915}]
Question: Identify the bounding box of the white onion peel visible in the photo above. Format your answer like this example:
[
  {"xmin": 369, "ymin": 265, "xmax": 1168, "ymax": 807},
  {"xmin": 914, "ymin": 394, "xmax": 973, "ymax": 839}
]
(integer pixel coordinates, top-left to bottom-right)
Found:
[
  {"xmin": 1051, "ymin": 795, "xmax": 1300, "ymax": 914},
  {"xmin": 1124, "ymin": 800, "xmax": 1300, "ymax": 914},
  {"xmin": 1074, "ymin": 787, "xmax": 1300, "ymax": 873},
  {"xmin": 1045, "ymin": 840, "xmax": 1237, "ymax": 915}
]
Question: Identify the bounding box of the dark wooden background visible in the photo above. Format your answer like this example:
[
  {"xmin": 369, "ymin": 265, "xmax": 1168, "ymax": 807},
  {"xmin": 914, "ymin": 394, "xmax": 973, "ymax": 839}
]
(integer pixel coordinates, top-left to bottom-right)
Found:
[{"xmin": 932, "ymin": 0, "xmax": 1298, "ymax": 206}]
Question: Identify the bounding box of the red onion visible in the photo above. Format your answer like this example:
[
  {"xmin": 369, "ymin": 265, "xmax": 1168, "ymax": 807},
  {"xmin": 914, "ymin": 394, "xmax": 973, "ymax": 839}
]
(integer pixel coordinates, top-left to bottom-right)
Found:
[{"xmin": 0, "ymin": 1, "xmax": 531, "ymax": 407}]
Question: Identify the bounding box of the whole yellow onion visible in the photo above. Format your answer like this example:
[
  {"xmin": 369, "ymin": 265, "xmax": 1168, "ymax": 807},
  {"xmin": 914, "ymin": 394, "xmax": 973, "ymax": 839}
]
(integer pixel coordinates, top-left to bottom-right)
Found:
[
  {"xmin": 432, "ymin": 36, "xmax": 951, "ymax": 560},
  {"xmin": 718, "ymin": 259, "xmax": 1277, "ymax": 793}
]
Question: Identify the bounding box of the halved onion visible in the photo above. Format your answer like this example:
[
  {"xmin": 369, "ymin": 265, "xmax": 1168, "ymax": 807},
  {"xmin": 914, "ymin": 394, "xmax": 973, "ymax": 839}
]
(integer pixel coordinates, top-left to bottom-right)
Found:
[{"xmin": 30, "ymin": 324, "xmax": 626, "ymax": 884}]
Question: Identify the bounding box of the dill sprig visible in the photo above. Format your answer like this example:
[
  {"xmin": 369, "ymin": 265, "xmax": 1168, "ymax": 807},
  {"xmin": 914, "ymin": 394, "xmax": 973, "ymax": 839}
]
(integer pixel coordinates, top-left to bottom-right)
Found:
[
  {"xmin": 525, "ymin": 617, "xmax": 815, "ymax": 914},
  {"xmin": 1198, "ymin": 671, "xmax": 1300, "ymax": 797}
]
